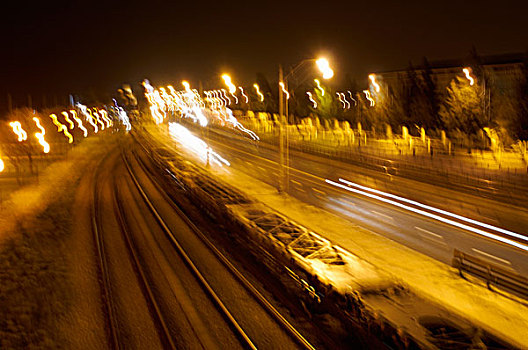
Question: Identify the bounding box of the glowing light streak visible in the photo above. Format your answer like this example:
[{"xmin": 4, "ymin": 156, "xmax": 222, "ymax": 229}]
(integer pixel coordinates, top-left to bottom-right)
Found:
[
  {"xmin": 224, "ymin": 108, "xmax": 259, "ymax": 140},
  {"xmin": 168, "ymin": 122, "xmax": 230, "ymax": 167},
  {"xmin": 151, "ymin": 106, "xmax": 164, "ymax": 124},
  {"xmin": 347, "ymin": 91, "xmax": 357, "ymax": 106},
  {"xmin": 206, "ymin": 91, "xmax": 216, "ymax": 110},
  {"xmin": 49, "ymin": 114, "xmax": 73, "ymax": 143},
  {"xmin": 32, "ymin": 117, "xmax": 50, "ymax": 153},
  {"xmin": 9, "ymin": 121, "xmax": 27, "ymax": 141},
  {"xmin": 279, "ymin": 81, "xmax": 290, "ymax": 100},
  {"xmin": 221, "ymin": 74, "xmax": 237, "ymax": 94},
  {"xmin": 253, "ymin": 84, "xmax": 264, "ymax": 102},
  {"xmin": 338, "ymin": 178, "xmax": 527, "ymax": 243},
  {"xmin": 336, "ymin": 92, "xmax": 346, "ymax": 108},
  {"xmin": 363, "ymin": 90, "xmax": 375, "ymax": 106},
  {"xmin": 0, "ymin": 157, "xmax": 4, "ymax": 172},
  {"xmin": 71, "ymin": 111, "xmax": 88, "ymax": 137},
  {"xmin": 93, "ymin": 111, "xmax": 105, "ymax": 130},
  {"xmin": 117, "ymin": 107, "xmax": 131, "ymax": 131},
  {"xmin": 368, "ymin": 73, "xmax": 380, "ymax": 92},
  {"xmin": 35, "ymin": 133, "xmax": 50, "ymax": 153},
  {"xmin": 32, "ymin": 117, "xmax": 45, "ymax": 135},
  {"xmin": 143, "ymin": 79, "xmax": 258, "ymax": 140},
  {"xmin": 76, "ymin": 103, "xmax": 98, "ymax": 133},
  {"xmin": 49, "ymin": 114, "xmax": 63, "ymax": 132},
  {"xmin": 99, "ymin": 109, "xmax": 112, "ymax": 128},
  {"xmin": 342, "ymin": 92, "xmax": 351, "ymax": 109},
  {"xmin": 239, "ymin": 87, "xmax": 249, "ymax": 103},
  {"xmin": 306, "ymin": 91, "xmax": 317, "ymax": 108},
  {"xmin": 315, "ymin": 58, "xmax": 334, "ymax": 79},
  {"xmin": 87, "ymin": 110, "xmax": 98, "ymax": 132},
  {"xmin": 182, "ymin": 80, "xmax": 191, "ymax": 92},
  {"xmin": 314, "ymin": 79, "xmax": 324, "ymax": 96},
  {"xmin": 62, "ymin": 128, "xmax": 74, "ymax": 143},
  {"xmin": 221, "ymin": 89, "xmax": 231, "ymax": 105},
  {"xmin": 463, "ymin": 67, "xmax": 475, "ymax": 86},
  {"xmin": 325, "ymin": 179, "xmax": 528, "ymax": 252},
  {"xmin": 61, "ymin": 111, "xmax": 75, "ymax": 129}
]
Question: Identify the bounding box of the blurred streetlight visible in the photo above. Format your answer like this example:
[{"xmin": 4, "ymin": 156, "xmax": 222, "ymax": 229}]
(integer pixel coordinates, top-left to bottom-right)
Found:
[
  {"xmin": 363, "ymin": 90, "xmax": 375, "ymax": 107},
  {"xmin": 368, "ymin": 74, "xmax": 381, "ymax": 92},
  {"xmin": 182, "ymin": 80, "xmax": 191, "ymax": 92},
  {"xmin": 316, "ymin": 58, "xmax": 334, "ymax": 79},
  {"xmin": 239, "ymin": 87, "xmax": 249, "ymax": 103},
  {"xmin": 463, "ymin": 67, "xmax": 475, "ymax": 86},
  {"xmin": 221, "ymin": 74, "xmax": 238, "ymax": 104},
  {"xmin": 221, "ymin": 74, "xmax": 236, "ymax": 94},
  {"xmin": 253, "ymin": 84, "xmax": 264, "ymax": 102},
  {"xmin": 279, "ymin": 81, "xmax": 290, "ymax": 100},
  {"xmin": 306, "ymin": 91, "xmax": 317, "ymax": 108}
]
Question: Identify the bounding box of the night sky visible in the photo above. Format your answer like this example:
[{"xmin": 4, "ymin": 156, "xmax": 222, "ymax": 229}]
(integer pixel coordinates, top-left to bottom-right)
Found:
[{"xmin": 2, "ymin": 0, "xmax": 527, "ymax": 104}]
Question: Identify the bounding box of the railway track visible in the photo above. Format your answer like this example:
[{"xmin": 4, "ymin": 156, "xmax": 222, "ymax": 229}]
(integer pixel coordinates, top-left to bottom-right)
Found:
[
  {"xmin": 122, "ymin": 147, "xmax": 316, "ymax": 349},
  {"xmin": 92, "ymin": 152, "xmax": 177, "ymax": 349},
  {"xmin": 90, "ymin": 144, "xmax": 314, "ymax": 349},
  {"xmin": 90, "ymin": 153, "xmax": 121, "ymax": 349}
]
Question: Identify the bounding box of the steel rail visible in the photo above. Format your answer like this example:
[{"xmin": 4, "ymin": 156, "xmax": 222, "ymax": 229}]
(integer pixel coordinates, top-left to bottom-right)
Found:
[
  {"xmin": 112, "ymin": 167, "xmax": 178, "ymax": 350},
  {"xmin": 90, "ymin": 152, "xmax": 121, "ymax": 350},
  {"xmin": 128, "ymin": 147, "xmax": 316, "ymax": 350},
  {"xmin": 122, "ymin": 151, "xmax": 258, "ymax": 350}
]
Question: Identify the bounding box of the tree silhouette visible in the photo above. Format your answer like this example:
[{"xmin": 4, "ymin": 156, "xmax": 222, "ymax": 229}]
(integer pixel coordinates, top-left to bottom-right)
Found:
[
  {"xmin": 310, "ymin": 81, "xmax": 337, "ymax": 121},
  {"xmin": 439, "ymin": 76, "xmax": 487, "ymax": 138},
  {"xmin": 421, "ymin": 57, "xmax": 441, "ymax": 129},
  {"xmin": 514, "ymin": 55, "xmax": 528, "ymax": 140}
]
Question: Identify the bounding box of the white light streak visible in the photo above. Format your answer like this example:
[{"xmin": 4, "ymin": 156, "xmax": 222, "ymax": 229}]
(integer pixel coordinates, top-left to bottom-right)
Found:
[
  {"xmin": 326, "ymin": 179, "xmax": 528, "ymax": 252},
  {"xmin": 168, "ymin": 122, "xmax": 230, "ymax": 167},
  {"xmin": 338, "ymin": 178, "xmax": 527, "ymax": 243}
]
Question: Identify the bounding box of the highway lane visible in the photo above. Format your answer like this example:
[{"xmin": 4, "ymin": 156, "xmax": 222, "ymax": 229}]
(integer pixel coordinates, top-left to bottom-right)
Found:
[
  {"xmin": 192, "ymin": 128, "xmax": 528, "ymax": 277},
  {"xmin": 203, "ymin": 125, "xmax": 528, "ymax": 236},
  {"xmin": 255, "ymin": 128, "xmax": 528, "ymax": 208}
]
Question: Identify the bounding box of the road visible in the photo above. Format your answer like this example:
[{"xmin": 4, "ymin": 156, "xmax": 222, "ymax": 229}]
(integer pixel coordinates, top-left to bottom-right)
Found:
[{"xmin": 182, "ymin": 124, "xmax": 528, "ymax": 278}]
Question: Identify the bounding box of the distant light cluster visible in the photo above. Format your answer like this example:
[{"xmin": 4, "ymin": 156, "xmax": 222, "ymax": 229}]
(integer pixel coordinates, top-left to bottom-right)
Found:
[{"xmin": 142, "ymin": 79, "xmax": 259, "ymax": 141}]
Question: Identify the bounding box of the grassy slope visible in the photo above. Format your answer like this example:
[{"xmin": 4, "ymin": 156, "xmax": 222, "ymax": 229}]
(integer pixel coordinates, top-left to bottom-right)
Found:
[{"xmin": 0, "ymin": 135, "xmax": 113, "ymax": 349}]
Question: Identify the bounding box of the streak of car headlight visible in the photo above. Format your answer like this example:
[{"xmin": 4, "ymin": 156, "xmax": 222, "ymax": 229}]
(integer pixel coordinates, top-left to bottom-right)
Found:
[
  {"xmin": 168, "ymin": 122, "xmax": 230, "ymax": 167},
  {"xmin": 325, "ymin": 179, "xmax": 528, "ymax": 252},
  {"xmin": 338, "ymin": 178, "xmax": 527, "ymax": 243}
]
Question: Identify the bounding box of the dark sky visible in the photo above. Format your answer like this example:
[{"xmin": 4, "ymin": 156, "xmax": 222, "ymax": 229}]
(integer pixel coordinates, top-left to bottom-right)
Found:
[{"xmin": 1, "ymin": 0, "xmax": 527, "ymax": 104}]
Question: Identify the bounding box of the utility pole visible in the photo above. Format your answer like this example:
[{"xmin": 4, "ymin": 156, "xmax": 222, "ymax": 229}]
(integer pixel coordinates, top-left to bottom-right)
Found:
[
  {"xmin": 278, "ymin": 65, "xmax": 285, "ymax": 193},
  {"xmin": 284, "ymin": 79, "xmax": 290, "ymax": 192}
]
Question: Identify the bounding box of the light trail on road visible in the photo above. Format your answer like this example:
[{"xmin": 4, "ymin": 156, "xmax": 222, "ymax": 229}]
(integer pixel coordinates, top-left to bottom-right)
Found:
[
  {"xmin": 168, "ymin": 123, "xmax": 230, "ymax": 167},
  {"xmin": 338, "ymin": 177, "xmax": 527, "ymax": 242},
  {"xmin": 326, "ymin": 179, "xmax": 528, "ymax": 252}
]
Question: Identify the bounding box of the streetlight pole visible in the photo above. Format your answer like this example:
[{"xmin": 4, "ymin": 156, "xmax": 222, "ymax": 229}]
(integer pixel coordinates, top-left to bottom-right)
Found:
[
  {"xmin": 277, "ymin": 58, "xmax": 333, "ymax": 194},
  {"xmin": 278, "ymin": 65, "xmax": 286, "ymax": 193}
]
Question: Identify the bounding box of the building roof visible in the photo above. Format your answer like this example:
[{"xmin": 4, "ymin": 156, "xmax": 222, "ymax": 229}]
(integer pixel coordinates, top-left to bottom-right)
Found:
[{"xmin": 376, "ymin": 52, "xmax": 526, "ymax": 75}]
